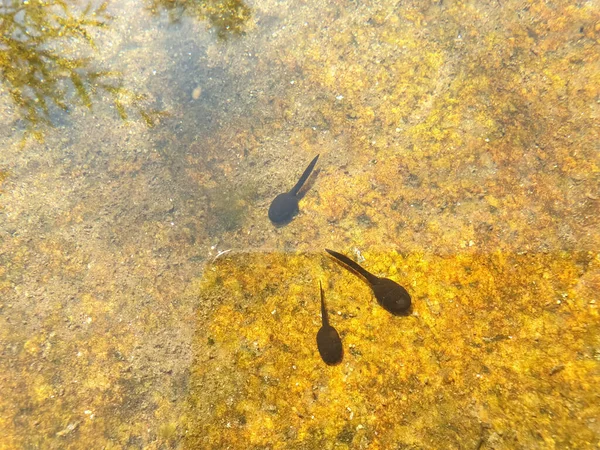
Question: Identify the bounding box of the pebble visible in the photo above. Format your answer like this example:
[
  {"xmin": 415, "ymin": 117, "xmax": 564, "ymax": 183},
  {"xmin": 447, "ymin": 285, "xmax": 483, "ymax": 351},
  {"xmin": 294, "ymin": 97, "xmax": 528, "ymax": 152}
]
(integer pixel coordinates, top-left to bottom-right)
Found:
[{"xmin": 192, "ymin": 87, "xmax": 202, "ymax": 100}]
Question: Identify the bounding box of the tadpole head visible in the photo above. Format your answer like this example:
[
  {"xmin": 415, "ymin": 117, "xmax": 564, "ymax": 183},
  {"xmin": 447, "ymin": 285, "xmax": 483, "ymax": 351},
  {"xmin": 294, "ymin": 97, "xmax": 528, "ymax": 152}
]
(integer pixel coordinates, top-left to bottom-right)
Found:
[
  {"xmin": 371, "ymin": 278, "xmax": 412, "ymax": 315},
  {"xmin": 268, "ymin": 192, "xmax": 299, "ymax": 224}
]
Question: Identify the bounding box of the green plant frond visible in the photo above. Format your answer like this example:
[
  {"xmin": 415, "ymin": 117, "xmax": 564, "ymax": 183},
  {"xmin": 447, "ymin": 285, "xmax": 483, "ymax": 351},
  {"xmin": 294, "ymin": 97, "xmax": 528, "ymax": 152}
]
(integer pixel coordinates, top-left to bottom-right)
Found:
[
  {"xmin": 88, "ymin": 69, "xmax": 121, "ymax": 81},
  {"xmin": 132, "ymin": 92, "xmax": 147, "ymax": 103},
  {"xmin": 82, "ymin": 2, "xmax": 92, "ymax": 16},
  {"xmin": 99, "ymin": 83, "xmax": 124, "ymax": 95},
  {"xmin": 69, "ymin": 71, "xmax": 92, "ymax": 108},
  {"xmin": 95, "ymin": 1, "xmax": 110, "ymax": 17},
  {"xmin": 139, "ymin": 109, "xmax": 155, "ymax": 127},
  {"xmin": 1, "ymin": 0, "xmax": 163, "ymax": 133},
  {"xmin": 54, "ymin": 97, "xmax": 68, "ymax": 111},
  {"xmin": 114, "ymin": 100, "xmax": 127, "ymax": 120},
  {"xmin": 54, "ymin": 0, "xmax": 69, "ymax": 15},
  {"xmin": 35, "ymin": 92, "xmax": 49, "ymax": 113}
]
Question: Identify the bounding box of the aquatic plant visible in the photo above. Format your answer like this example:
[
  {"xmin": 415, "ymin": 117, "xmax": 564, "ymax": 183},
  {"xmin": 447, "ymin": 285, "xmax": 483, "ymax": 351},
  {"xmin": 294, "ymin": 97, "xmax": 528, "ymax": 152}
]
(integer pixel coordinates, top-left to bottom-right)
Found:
[
  {"xmin": 0, "ymin": 0, "xmax": 163, "ymax": 138},
  {"xmin": 146, "ymin": 0, "xmax": 251, "ymax": 40}
]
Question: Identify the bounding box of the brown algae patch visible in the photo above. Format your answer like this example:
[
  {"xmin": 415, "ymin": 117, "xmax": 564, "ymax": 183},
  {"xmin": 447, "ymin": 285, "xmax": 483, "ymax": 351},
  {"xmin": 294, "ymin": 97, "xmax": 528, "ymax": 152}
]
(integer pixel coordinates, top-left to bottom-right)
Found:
[{"xmin": 186, "ymin": 251, "xmax": 599, "ymax": 448}]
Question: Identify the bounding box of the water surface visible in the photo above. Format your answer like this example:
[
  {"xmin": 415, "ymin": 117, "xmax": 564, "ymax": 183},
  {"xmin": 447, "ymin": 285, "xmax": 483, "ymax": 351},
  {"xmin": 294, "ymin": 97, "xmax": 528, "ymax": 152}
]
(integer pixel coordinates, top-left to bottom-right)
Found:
[{"xmin": 0, "ymin": 0, "xmax": 599, "ymax": 448}]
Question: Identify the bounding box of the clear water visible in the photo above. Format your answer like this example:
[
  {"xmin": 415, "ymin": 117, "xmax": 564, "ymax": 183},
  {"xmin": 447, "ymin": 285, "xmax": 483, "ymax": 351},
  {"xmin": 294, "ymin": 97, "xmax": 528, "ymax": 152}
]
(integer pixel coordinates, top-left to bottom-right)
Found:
[{"xmin": 1, "ymin": 0, "xmax": 599, "ymax": 448}]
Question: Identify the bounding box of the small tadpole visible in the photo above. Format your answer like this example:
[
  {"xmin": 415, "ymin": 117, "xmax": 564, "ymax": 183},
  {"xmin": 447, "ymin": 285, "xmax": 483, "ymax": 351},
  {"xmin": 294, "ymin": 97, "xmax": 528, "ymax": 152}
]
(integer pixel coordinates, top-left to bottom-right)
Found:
[
  {"xmin": 268, "ymin": 154, "xmax": 319, "ymax": 225},
  {"xmin": 325, "ymin": 249, "xmax": 412, "ymax": 315},
  {"xmin": 316, "ymin": 281, "xmax": 343, "ymax": 366}
]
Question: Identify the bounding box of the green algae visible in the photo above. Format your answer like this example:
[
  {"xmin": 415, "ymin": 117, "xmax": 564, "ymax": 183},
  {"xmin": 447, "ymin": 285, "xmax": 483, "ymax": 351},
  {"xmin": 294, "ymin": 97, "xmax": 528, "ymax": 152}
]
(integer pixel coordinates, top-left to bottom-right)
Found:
[
  {"xmin": 0, "ymin": 0, "xmax": 163, "ymax": 139},
  {"xmin": 146, "ymin": 0, "xmax": 251, "ymax": 40}
]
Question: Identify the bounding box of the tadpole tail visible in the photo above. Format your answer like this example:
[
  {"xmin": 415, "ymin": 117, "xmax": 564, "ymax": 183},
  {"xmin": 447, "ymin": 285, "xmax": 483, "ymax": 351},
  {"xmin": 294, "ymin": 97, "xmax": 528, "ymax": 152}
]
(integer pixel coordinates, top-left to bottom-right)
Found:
[
  {"xmin": 290, "ymin": 154, "xmax": 319, "ymax": 196},
  {"xmin": 325, "ymin": 249, "xmax": 379, "ymax": 285},
  {"xmin": 319, "ymin": 280, "xmax": 328, "ymax": 326}
]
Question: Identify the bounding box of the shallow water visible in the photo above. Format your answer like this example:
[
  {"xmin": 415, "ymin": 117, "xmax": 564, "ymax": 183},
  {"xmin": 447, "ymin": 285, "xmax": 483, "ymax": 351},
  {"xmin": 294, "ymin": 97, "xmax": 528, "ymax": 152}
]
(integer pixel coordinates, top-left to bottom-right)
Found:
[{"xmin": 1, "ymin": 0, "xmax": 599, "ymax": 448}]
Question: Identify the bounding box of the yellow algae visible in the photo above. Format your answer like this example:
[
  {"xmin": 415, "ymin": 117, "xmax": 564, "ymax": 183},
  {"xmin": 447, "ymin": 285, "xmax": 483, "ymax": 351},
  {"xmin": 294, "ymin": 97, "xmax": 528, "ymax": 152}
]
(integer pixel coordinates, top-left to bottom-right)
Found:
[
  {"xmin": 23, "ymin": 337, "xmax": 41, "ymax": 355},
  {"xmin": 33, "ymin": 381, "xmax": 54, "ymax": 403},
  {"xmin": 158, "ymin": 421, "xmax": 178, "ymax": 440},
  {"xmin": 83, "ymin": 371, "xmax": 112, "ymax": 391},
  {"xmin": 186, "ymin": 250, "xmax": 599, "ymax": 448}
]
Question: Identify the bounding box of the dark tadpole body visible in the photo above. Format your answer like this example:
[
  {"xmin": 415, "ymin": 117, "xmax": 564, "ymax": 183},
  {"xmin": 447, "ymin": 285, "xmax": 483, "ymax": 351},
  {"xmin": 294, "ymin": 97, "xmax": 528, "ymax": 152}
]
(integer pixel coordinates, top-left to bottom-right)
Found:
[
  {"xmin": 325, "ymin": 249, "xmax": 412, "ymax": 316},
  {"xmin": 268, "ymin": 154, "xmax": 319, "ymax": 224},
  {"xmin": 316, "ymin": 281, "xmax": 343, "ymax": 366}
]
